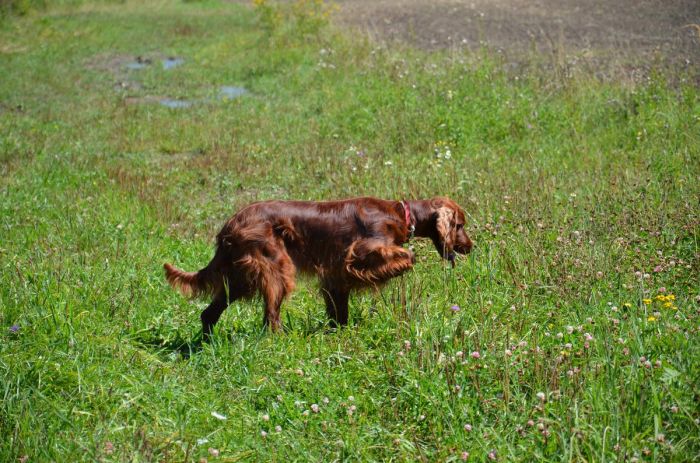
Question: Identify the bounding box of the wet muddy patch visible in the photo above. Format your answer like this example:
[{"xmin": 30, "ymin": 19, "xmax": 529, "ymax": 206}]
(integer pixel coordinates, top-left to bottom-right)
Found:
[
  {"xmin": 125, "ymin": 57, "xmax": 151, "ymax": 70},
  {"xmin": 152, "ymin": 86, "xmax": 250, "ymax": 108},
  {"xmin": 122, "ymin": 56, "xmax": 185, "ymax": 71},
  {"xmin": 122, "ymin": 86, "xmax": 249, "ymax": 109},
  {"xmin": 219, "ymin": 86, "xmax": 248, "ymax": 100},
  {"xmin": 86, "ymin": 53, "xmax": 186, "ymax": 92},
  {"xmin": 87, "ymin": 53, "xmax": 149, "ymax": 74},
  {"xmin": 87, "ymin": 53, "xmax": 186, "ymax": 73},
  {"xmin": 162, "ymin": 57, "xmax": 185, "ymax": 70},
  {"xmin": 158, "ymin": 98, "xmax": 195, "ymax": 109},
  {"xmin": 88, "ymin": 53, "xmax": 250, "ymax": 109}
]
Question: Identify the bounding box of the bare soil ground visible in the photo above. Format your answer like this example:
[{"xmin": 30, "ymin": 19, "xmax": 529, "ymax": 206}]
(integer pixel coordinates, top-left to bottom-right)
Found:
[{"xmin": 334, "ymin": 0, "xmax": 700, "ymax": 74}]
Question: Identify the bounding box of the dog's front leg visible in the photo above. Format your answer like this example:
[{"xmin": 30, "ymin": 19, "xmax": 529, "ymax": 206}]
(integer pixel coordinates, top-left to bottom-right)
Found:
[{"xmin": 321, "ymin": 284, "xmax": 350, "ymax": 327}]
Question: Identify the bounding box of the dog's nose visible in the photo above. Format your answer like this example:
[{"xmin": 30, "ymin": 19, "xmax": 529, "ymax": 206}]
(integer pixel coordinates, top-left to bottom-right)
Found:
[{"xmin": 463, "ymin": 238, "xmax": 473, "ymax": 253}]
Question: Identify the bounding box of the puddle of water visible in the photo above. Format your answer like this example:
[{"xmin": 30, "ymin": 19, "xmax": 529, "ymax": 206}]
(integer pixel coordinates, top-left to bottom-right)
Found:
[
  {"xmin": 126, "ymin": 57, "xmax": 152, "ymax": 70},
  {"xmin": 126, "ymin": 62, "xmax": 148, "ymax": 70},
  {"xmin": 159, "ymin": 98, "xmax": 194, "ymax": 109},
  {"xmin": 163, "ymin": 57, "xmax": 184, "ymax": 70},
  {"xmin": 219, "ymin": 86, "xmax": 248, "ymax": 100},
  {"xmin": 127, "ymin": 85, "xmax": 248, "ymax": 109}
]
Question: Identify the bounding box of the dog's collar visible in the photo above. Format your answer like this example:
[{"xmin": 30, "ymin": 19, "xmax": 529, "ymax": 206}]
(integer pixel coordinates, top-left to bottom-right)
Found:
[{"xmin": 401, "ymin": 200, "xmax": 415, "ymax": 239}]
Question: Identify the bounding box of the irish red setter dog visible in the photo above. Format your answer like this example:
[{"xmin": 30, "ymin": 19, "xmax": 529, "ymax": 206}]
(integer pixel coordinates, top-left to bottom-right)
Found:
[{"xmin": 164, "ymin": 197, "xmax": 472, "ymax": 335}]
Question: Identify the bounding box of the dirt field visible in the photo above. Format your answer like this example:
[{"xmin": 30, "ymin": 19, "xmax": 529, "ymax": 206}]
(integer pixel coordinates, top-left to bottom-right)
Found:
[{"xmin": 334, "ymin": 0, "xmax": 700, "ymax": 72}]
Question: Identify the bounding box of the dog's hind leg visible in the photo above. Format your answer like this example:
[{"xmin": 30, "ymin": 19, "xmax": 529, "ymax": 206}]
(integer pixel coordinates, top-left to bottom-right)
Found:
[
  {"xmin": 201, "ymin": 277, "xmax": 253, "ymax": 339},
  {"xmin": 260, "ymin": 248, "xmax": 296, "ymax": 332},
  {"xmin": 238, "ymin": 242, "xmax": 296, "ymax": 332},
  {"xmin": 201, "ymin": 291, "xmax": 228, "ymax": 339},
  {"xmin": 262, "ymin": 285, "xmax": 286, "ymax": 332}
]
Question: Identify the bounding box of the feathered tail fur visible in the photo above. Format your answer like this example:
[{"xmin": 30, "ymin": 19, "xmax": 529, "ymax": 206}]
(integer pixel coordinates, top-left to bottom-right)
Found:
[{"xmin": 164, "ymin": 261, "xmax": 218, "ymax": 298}]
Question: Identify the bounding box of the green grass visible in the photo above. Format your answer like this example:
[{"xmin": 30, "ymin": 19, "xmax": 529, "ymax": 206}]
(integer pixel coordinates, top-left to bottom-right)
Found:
[{"xmin": 1, "ymin": 1, "xmax": 699, "ymax": 461}]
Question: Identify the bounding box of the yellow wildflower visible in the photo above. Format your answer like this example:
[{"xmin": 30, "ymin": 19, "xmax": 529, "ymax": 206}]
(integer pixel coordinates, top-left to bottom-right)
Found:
[
  {"xmin": 647, "ymin": 316, "xmax": 657, "ymax": 322},
  {"xmin": 667, "ymin": 294, "xmax": 675, "ymax": 301},
  {"xmin": 663, "ymin": 302, "xmax": 673, "ymax": 308},
  {"xmin": 642, "ymin": 298, "xmax": 652, "ymax": 305},
  {"xmin": 655, "ymin": 295, "xmax": 665, "ymax": 301},
  {"xmin": 623, "ymin": 302, "xmax": 632, "ymax": 308}
]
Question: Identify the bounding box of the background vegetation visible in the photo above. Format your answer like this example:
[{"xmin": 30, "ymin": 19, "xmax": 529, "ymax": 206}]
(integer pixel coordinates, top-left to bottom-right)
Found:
[{"xmin": 1, "ymin": 0, "xmax": 698, "ymax": 461}]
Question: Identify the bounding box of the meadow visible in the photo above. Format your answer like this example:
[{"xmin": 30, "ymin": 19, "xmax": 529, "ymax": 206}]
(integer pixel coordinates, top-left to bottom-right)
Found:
[{"xmin": 1, "ymin": 1, "xmax": 699, "ymax": 461}]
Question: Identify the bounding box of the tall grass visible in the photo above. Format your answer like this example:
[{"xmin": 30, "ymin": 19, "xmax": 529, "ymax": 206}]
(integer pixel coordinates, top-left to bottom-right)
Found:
[{"xmin": 0, "ymin": 1, "xmax": 698, "ymax": 461}]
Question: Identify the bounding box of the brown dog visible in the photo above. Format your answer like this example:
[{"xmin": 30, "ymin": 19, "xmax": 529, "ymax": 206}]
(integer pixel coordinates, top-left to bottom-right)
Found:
[{"xmin": 164, "ymin": 197, "xmax": 472, "ymax": 335}]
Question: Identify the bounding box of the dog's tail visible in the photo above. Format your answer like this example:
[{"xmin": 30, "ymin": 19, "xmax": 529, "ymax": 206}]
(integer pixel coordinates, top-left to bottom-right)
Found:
[{"xmin": 163, "ymin": 260, "xmax": 219, "ymax": 298}]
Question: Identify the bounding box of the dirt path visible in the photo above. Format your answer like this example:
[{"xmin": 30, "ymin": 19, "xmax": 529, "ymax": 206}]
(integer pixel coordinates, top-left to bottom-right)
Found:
[{"xmin": 334, "ymin": 0, "xmax": 699, "ymax": 72}]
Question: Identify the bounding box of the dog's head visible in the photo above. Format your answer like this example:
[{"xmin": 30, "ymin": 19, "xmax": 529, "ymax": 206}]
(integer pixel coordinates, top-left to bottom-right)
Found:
[{"xmin": 428, "ymin": 197, "xmax": 473, "ymax": 265}]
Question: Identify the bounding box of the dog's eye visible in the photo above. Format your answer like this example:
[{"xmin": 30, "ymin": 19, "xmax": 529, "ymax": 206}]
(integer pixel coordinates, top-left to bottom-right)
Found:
[{"xmin": 456, "ymin": 223, "xmax": 464, "ymax": 230}]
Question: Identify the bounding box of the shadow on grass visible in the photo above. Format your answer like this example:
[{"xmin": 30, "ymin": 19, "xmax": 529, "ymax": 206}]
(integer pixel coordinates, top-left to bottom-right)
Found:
[
  {"xmin": 132, "ymin": 329, "xmax": 205, "ymax": 359},
  {"xmin": 132, "ymin": 312, "xmax": 350, "ymax": 359},
  {"xmin": 286, "ymin": 309, "xmax": 360, "ymax": 337},
  {"xmin": 132, "ymin": 322, "xmax": 269, "ymax": 359}
]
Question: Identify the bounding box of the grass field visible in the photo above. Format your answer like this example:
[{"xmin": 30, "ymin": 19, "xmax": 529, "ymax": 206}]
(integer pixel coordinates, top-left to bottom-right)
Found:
[{"xmin": 1, "ymin": 1, "xmax": 699, "ymax": 461}]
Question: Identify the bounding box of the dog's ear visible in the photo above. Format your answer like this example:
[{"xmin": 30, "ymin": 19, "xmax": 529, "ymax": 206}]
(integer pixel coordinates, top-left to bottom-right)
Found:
[
  {"xmin": 435, "ymin": 206, "xmax": 456, "ymax": 255},
  {"xmin": 435, "ymin": 206, "xmax": 454, "ymax": 238}
]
